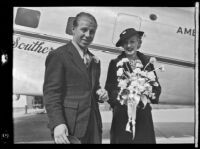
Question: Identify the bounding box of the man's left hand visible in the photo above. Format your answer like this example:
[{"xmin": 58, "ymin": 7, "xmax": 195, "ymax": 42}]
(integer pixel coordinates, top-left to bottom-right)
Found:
[{"xmin": 96, "ymin": 88, "xmax": 109, "ymax": 102}]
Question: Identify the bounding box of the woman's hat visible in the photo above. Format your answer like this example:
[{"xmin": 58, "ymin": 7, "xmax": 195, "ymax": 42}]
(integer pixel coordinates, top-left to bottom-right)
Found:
[{"xmin": 116, "ymin": 28, "xmax": 144, "ymax": 47}]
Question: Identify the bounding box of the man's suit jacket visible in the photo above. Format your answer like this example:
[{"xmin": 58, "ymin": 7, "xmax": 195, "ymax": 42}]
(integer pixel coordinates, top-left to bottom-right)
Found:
[{"xmin": 43, "ymin": 41, "xmax": 102, "ymax": 138}]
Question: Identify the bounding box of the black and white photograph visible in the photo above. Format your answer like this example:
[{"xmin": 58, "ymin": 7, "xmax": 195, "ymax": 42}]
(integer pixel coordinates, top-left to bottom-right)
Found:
[{"xmin": 2, "ymin": 4, "xmax": 199, "ymax": 145}]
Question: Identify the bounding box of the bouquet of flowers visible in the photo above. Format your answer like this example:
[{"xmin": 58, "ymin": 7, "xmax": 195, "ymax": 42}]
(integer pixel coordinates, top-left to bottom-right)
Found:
[{"xmin": 116, "ymin": 57, "xmax": 164, "ymax": 139}]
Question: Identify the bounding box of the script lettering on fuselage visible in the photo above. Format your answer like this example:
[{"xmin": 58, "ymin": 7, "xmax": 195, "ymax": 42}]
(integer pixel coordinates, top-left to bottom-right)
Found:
[
  {"xmin": 13, "ymin": 36, "xmax": 56, "ymax": 54},
  {"xmin": 176, "ymin": 27, "xmax": 195, "ymax": 36}
]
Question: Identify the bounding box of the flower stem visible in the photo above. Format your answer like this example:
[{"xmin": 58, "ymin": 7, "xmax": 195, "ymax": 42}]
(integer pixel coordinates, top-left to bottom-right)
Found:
[
  {"xmin": 144, "ymin": 62, "xmax": 150, "ymax": 71},
  {"xmin": 122, "ymin": 72, "xmax": 129, "ymax": 79},
  {"xmin": 125, "ymin": 62, "xmax": 131, "ymax": 73}
]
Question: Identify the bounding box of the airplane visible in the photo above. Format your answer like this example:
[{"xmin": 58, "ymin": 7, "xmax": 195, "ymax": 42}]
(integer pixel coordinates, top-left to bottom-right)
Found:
[{"xmin": 13, "ymin": 7, "xmax": 196, "ymax": 106}]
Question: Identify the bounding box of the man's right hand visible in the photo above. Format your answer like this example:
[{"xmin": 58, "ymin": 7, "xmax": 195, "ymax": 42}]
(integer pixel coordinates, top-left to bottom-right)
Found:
[{"xmin": 54, "ymin": 124, "xmax": 70, "ymax": 144}]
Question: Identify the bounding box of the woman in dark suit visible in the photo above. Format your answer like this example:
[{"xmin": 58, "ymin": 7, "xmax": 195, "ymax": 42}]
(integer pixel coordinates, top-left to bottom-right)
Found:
[{"xmin": 105, "ymin": 28, "xmax": 161, "ymax": 144}]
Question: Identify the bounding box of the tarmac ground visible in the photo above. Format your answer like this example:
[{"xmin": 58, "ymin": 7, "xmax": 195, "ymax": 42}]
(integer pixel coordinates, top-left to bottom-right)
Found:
[{"xmin": 13, "ymin": 104, "xmax": 195, "ymax": 144}]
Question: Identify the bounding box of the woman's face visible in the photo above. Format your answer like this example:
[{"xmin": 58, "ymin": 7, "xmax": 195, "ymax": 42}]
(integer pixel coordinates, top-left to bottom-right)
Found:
[{"xmin": 122, "ymin": 35, "xmax": 140, "ymax": 55}]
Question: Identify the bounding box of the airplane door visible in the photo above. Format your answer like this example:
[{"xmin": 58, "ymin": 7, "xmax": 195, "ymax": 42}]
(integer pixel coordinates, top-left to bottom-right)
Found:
[{"xmin": 112, "ymin": 13, "xmax": 142, "ymax": 46}]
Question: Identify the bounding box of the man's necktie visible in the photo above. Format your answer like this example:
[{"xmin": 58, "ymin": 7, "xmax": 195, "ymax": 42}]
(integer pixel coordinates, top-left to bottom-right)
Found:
[{"xmin": 83, "ymin": 52, "xmax": 90, "ymax": 67}]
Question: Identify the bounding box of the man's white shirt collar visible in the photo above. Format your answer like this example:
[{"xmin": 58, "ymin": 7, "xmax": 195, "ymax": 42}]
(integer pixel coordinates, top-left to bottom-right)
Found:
[{"xmin": 72, "ymin": 40, "xmax": 86, "ymax": 59}]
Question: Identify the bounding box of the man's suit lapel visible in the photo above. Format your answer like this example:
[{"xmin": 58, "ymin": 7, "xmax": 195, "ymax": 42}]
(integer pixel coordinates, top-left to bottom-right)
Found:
[
  {"xmin": 67, "ymin": 42, "xmax": 90, "ymax": 84},
  {"xmin": 87, "ymin": 51, "xmax": 100, "ymax": 90}
]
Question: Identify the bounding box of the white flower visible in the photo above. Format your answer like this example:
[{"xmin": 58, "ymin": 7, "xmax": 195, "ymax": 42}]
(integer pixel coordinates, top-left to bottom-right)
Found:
[
  {"xmin": 152, "ymin": 93, "xmax": 156, "ymax": 99},
  {"xmin": 144, "ymin": 83, "xmax": 152, "ymax": 91},
  {"xmin": 149, "ymin": 92, "xmax": 156, "ymax": 99},
  {"xmin": 143, "ymin": 90, "xmax": 150, "ymax": 96},
  {"xmin": 128, "ymin": 84, "xmax": 135, "ymax": 91},
  {"xmin": 122, "ymin": 94, "xmax": 128, "ymax": 100},
  {"xmin": 130, "ymin": 73, "xmax": 136, "ymax": 78},
  {"xmin": 138, "ymin": 85, "xmax": 145, "ymax": 93},
  {"xmin": 136, "ymin": 62, "xmax": 143, "ymax": 68},
  {"xmin": 153, "ymin": 82, "xmax": 159, "ymax": 86},
  {"xmin": 131, "ymin": 77, "xmax": 138, "ymax": 82},
  {"xmin": 149, "ymin": 57, "xmax": 157, "ymax": 65},
  {"xmin": 135, "ymin": 59, "xmax": 141, "ymax": 63},
  {"xmin": 130, "ymin": 80, "xmax": 139, "ymax": 87},
  {"xmin": 147, "ymin": 71, "xmax": 156, "ymax": 81},
  {"xmin": 118, "ymin": 79, "xmax": 127, "ymax": 88},
  {"xmin": 117, "ymin": 68, "xmax": 124, "ymax": 76},
  {"xmin": 117, "ymin": 95, "xmax": 120, "ymax": 101},
  {"xmin": 117, "ymin": 60, "xmax": 123, "ymax": 67},
  {"xmin": 122, "ymin": 58, "xmax": 129, "ymax": 63},
  {"xmin": 129, "ymin": 93, "xmax": 135, "ymax": 100},
  {"xmin": 117, "ymin": 58, "xmax": 129, "ymax": 67},
  {"xmin": 159, "ymin": 65, "xmax": 165, "ymax": 72},
  {"xmin": 138, "ymin": 78, "xmax": 145, "ymax": 86},
  {"xmin": 140, "ymin": 71, "xmax": 147, "ymax": 77},
  {"xmin": 1, "ymin": 54, "xmax": 8, "ymax": 65},
  {"xmin": 133, "ymin": 68, "xmax": 141, "ymax": 74}
]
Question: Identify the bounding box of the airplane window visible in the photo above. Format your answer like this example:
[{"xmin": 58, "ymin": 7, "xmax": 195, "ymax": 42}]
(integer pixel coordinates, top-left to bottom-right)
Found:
[
  {"xmin": 65, "ymin": 17, "xmax": 75, "ymax": 35},
  {"xmin": 15, "ymin": 8, "xmax": 40, "ymax": 28}
]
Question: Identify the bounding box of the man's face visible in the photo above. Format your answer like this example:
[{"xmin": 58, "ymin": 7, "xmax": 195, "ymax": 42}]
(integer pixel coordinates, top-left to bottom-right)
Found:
[
  {"xmin": 123, "ymin": 35, "xmax": 140, "ymax": 54},
  {"xmin": 72, "ymin": 16, "xmax": 97, "ymax": 49}
]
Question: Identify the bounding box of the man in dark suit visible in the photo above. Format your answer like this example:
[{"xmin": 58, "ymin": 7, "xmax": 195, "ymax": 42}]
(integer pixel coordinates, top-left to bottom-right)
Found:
[{"xmin": 43, "ymin": 12, "xmax": 108, "ymax": 144}]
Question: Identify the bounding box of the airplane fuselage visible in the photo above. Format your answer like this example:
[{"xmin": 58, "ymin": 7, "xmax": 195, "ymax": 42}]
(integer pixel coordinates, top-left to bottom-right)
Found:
[{"xmin": 13, "ymin": 7, "xmax": 196, "ymax": 105}]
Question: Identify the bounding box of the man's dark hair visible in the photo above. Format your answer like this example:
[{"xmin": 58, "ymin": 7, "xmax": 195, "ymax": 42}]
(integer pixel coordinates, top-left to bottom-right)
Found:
[{"xmin": 73, "ymin": 12, "xmax": 97, "ymax": 28}]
